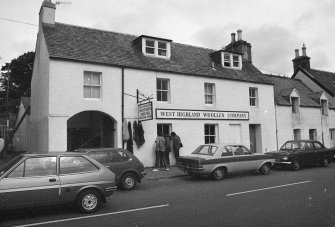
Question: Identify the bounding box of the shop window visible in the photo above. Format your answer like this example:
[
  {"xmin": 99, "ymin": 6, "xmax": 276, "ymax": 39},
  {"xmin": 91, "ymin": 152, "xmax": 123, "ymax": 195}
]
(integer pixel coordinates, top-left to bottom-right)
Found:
[
  {"xmin": 204, "ymin": 83, "xmax": 215, "ymax": 105},
  {"xmin": 321, "ymin": 99, "xmax": 328, "ymax": 116},
  {"xmin": 204, "ymin": 124, "xmax": 217, "ymax": 144},
  {"xmin": 249, "ymin": 87, "xmax": 258, "ymax": 107},
  {"xmin": 84, "ymin": 71, "xmax": 101, "ymax": 99},
  {"xmin": 291, "ymin": 97, "xmax": 299, "ymax": 114},
  {"xmin": 309, "ymin": 129, "xmax": 317, "ymax": 140},
  {"xmin": 293, "ymin": 129, "xmax": 301, "ymax": 140},
  {"xmin": 157, "ymin": 78, "xmax": 170, "ymax": 102}
]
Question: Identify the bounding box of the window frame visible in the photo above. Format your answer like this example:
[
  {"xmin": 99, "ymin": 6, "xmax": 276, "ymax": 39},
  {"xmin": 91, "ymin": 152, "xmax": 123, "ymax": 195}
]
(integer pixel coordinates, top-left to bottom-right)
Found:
[
  {"xmin": 291, "ymin": 97, "xmax": 300, "ymax": 114},
  {"xmin": 204, "ymin": 83, "xmax": 216, "ymax": 106},
  {"xmin": 143, "ymin": 38, "xmax": 170, "ymax": 59},
  {"xmin": 221, "ymin": 52, "xmax": 242, "ymax": 69},
  {"xmin": 156, "ymin": 78, "xmax": 170, "ymax": 103},
  {"xmin": 204, "ymin": 124, "xmax": 217, "ymax": 144},
  {"xmin": 83, "ymin": 71, "xmax": 102, "ymax": 100},
  {"xmin": 309, "ymin": 129, "xmax": 317, "ymax": 140},
  {"xmin": 321, "ymin": 99, "xmax": 328, "ymax": 116},
  {"xmin": 249, "ymin": 87, "xmax": 258, "ymax": 107}
]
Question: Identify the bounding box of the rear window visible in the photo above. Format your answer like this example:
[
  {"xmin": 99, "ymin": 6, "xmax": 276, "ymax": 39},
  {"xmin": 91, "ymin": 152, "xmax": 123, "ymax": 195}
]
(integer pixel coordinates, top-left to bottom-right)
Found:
[
  {"xmin": 88, "ymin": 151, "xmax": 109, "ymax": 163},
  {"xmin": 60, "ymin": 156, "xmax": 98, "ymax": 174},
  {"xmin": 191, "ymin": 145, "xmax": 218, "ymax": 156}
]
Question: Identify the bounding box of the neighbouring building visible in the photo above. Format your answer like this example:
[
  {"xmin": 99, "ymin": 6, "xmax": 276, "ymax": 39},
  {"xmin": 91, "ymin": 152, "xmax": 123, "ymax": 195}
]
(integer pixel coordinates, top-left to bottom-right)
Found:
[
  {"xmin": 26, "ymin": 0, "xmax": 279, "ymax": 166},
  {"xmin": 291, "ymin": 45, "xmax": 335, "ymax": 147}
]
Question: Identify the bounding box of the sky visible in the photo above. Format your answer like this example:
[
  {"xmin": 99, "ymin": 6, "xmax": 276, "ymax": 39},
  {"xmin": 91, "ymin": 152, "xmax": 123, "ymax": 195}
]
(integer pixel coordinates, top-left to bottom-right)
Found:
[{"xmin": 0, "ymin": 0, "xmax": 335, "ymax": 76}]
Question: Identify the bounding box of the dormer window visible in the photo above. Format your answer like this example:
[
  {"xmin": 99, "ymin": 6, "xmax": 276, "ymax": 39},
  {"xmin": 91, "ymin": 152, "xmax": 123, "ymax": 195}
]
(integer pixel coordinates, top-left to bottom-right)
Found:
[
  {"xmin": 291, "ymin": 97, "xmax": 300, "ymax": 114},
  {"xmin": 221, "ymin": 52, "xmax": 242, "ymax": 69},
  {"xmin": 134, "ymin": 35, "xmax": 172, "ymax": 59},
  {"xmin": 321, "ymin": 99, "xmax": 328, "ymax": 116}
]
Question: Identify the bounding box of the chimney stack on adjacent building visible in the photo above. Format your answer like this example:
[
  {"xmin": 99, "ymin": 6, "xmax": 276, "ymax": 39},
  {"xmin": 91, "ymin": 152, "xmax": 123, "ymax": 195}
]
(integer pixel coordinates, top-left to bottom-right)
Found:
[
  {"xmin": 231, "ymin": 33, "xmax": 236, "ymax": 43},
  {"xmin": 237, "ymin": 29, "xmax": 242, "ymax": 41},
  {"xmin": 292, "ymin": 44, "xmax": 311, "ymax": 72}
]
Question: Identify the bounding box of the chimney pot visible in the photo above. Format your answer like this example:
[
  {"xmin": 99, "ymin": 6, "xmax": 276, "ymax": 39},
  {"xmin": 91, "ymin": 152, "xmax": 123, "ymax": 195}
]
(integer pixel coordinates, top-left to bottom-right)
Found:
[
  {"xmin": 302, "ymin": 44, "xmax": 307, "ymax": 56},
  {"xmin": 231, "ymin": 33, "xmax": 236, "ymax": 43},
  {"xmin": 295, "ymin": 49, "xmax": 299, "ymax": 58},
  {"xmin": 237, "ymin": 29, "xmax": 242, "ymax": 41}
]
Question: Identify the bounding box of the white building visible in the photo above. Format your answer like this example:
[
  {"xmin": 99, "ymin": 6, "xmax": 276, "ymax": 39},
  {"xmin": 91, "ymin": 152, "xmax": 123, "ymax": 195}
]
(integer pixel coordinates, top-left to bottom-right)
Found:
[{"xmin": 27, "ymin": 0, "xmax": 279, "ymax": 166}]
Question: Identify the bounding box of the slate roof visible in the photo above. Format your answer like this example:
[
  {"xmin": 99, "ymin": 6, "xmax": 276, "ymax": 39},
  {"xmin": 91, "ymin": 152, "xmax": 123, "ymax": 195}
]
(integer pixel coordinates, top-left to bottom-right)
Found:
[
  {"xmin": 292, "ymin": 67, "xmax": 335, "ymax": 96},
  {"xmin": 260, "ymin": 74, "xmax": 334, "ymax": 108},
  {"xmin": 42, "ymin": 23, "xmax": 271, "ymax": 85}
]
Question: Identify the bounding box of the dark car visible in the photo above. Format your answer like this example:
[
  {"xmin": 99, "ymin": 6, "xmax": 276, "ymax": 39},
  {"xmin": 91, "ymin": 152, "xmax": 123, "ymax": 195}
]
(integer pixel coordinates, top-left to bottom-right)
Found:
[
  {"xmin": 176, "ymin": 144, "xmax": 274, "ymax": 180},
  {"xmin": 74, "ymin": 148, "xmax": 146, "ymax": 190},
  {"xmin": 266, "ymin": 140, "xmax": 335, "ymax": 170},
  {"xmin": 0, "ymin": 153, "xmax": 116, "ymax": 213}
]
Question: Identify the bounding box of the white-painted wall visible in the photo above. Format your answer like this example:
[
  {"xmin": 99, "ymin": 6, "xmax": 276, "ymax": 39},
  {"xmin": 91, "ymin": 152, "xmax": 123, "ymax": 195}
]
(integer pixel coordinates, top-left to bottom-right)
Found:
[
  {"xmin": 123, "ymin": 69, "xmax": 277, "ymax": 166},
  {"xmin": 13, "ymin": 103, "xmax": 30, "ymax": 152}
]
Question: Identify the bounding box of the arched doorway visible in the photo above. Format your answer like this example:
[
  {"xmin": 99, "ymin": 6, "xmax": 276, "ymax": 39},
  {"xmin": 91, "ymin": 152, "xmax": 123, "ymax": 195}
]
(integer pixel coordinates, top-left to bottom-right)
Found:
[{"xmin": 67, "ymin": 111, "xmax": 116, "ymax": 151}]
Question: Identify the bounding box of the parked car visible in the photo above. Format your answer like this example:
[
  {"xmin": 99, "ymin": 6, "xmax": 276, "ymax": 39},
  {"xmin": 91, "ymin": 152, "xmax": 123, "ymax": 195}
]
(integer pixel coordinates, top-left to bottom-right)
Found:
[
  {"xmin": 0, "ymin": 153, "xmax": 116, "ymax": 213},
  {"xmin": 176, "ymin": 144, "xmax": 274, "ymax": 180},
  {"xmin": 74, "ymin": 148, "xmax": 146, "ymax": 190},
  {"xmin": 266, "ymin": 140, "xmax": 335, "ymax": 170}
]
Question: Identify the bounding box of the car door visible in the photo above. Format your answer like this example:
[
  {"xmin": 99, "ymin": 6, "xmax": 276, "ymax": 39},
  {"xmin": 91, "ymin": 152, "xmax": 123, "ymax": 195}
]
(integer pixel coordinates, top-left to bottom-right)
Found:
[
  {"xmin": 0, "ymin": 156, "xmax": 60, "ymax": 209},
  {"xmin": 303, "ymin": 142, "xmax": 318, "ymax": 165},
  {"xmin": 233, "ymin": 146, "xmax": 259, "ymax": 172},
  {"xmin": 313, "ymin": 142, "xmax": 326, "ymax": 163}
]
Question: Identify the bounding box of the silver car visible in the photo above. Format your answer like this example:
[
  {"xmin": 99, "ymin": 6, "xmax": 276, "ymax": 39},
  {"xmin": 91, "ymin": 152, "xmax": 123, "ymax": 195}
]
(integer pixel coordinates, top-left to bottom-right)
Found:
[
  {"xmin": 176, "ymin": 144, "xmax": 275, "ymax": 180},
  {"xmin": 0, "ymin": 153, "xmax": 116, "ymax": 213}
]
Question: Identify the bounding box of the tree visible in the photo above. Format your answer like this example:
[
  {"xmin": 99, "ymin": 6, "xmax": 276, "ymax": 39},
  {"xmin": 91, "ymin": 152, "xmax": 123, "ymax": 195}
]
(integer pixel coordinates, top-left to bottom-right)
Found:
[{"xmin": 0, "ymin": 51, "xmax": 35, "ymax": 113}]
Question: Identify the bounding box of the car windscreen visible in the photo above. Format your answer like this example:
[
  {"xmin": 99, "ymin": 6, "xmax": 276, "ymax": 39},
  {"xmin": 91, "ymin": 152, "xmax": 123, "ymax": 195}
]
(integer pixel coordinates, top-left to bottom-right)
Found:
[
  {"xmin": 191, "ymin": 145, "xmax": 218, "ymax": 156},
  {"xmin": 0, "ymin": 155, "xmax": 23, "ymax": 177}
]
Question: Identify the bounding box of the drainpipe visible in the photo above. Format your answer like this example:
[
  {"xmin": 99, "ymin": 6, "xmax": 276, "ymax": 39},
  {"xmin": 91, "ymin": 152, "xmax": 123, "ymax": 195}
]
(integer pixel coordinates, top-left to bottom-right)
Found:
[
  {"xmin": 320, "ymin": 107, "xmax": 324, "ymax": 144},
  {"xmin": 122, "ymin": 67, "xmax": 125, "ymax": 148},
  {"xmin": 275, "ymin": 104, "xmax": 279, "ymax": 150}
]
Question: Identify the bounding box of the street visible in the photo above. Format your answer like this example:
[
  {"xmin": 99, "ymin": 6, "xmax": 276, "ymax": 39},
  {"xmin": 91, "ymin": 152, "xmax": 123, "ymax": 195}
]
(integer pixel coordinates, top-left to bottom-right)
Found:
[{"xmin": 1, "ymin": 165, "xmax": 335, "ymax": 227}]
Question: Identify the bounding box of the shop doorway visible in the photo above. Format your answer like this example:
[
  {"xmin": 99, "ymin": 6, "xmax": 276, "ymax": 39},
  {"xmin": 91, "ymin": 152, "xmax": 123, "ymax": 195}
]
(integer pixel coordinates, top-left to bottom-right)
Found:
[
  {"xmin": 249, "ymin": 124, "xmax": 262, "ymax": 153},
  {"xmin": 67, "ymin": 111, "xmax": 116, "ymax": 151}
]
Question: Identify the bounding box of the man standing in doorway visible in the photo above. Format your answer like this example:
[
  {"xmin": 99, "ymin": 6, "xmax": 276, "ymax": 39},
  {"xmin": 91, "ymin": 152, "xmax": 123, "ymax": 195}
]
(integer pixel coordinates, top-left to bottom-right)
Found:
[{"xmin": 171, "ymin": 132, "xmax": 181, "ymax": 159}]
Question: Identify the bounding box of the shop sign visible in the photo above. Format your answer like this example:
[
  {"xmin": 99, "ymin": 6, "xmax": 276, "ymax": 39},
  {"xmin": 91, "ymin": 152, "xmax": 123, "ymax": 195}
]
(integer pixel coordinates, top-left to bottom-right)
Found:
[
  {"xmin": 156, "ymin": 109, "xmax": 249, "ymax": 120},
  {"xmin": 138, "ymin": 102, "xmax": 153, "ymax": 121}
]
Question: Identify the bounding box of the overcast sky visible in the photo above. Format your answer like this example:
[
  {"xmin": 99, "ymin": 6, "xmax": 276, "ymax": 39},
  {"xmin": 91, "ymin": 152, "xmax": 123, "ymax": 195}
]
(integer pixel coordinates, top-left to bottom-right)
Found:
[{"xmin": 1, "ymin": 0, "xmax": 335, "ymax": 76}]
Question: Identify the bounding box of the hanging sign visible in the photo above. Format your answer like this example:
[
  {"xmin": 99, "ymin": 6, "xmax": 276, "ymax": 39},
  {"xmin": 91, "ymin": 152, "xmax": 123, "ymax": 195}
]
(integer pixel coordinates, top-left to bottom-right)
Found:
[
  {"xmin": 156, "ymin": 109, "xmax": 249, "ymax": 120},
  {"xmin": 138, "ymin": 102, "xmax": 153, "ymax": 121}
]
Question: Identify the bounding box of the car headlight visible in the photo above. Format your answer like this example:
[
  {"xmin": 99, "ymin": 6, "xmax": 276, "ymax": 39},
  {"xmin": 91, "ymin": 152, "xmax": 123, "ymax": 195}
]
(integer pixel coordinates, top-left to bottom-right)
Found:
[{"xmin": 282, "ymin": 156, "xmax": 288, "ymax": 161}]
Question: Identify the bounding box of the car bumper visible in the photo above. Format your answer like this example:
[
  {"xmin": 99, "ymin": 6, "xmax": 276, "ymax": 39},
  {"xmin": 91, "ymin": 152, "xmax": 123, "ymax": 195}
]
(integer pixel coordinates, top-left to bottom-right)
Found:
[
  {"xmin": 275, "ymin": 161, "xmax": 292, "ymax": 166},
  {"xmin": 105, "ymin": 185, "xmax": 117, "ymax": 196}
]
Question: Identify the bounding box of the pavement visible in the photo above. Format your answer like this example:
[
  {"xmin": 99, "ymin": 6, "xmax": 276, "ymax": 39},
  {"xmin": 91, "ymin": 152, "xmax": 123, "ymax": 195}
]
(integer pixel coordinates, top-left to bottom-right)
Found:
[{"xmin": 0, "ymin": 153, "xmax": 187, "ymax": 180}]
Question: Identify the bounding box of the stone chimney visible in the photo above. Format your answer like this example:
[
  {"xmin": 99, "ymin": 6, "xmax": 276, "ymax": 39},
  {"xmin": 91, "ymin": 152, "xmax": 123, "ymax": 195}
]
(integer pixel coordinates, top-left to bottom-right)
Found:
[
  {"xmin": 292, "ymin": 44, "xmax": 310, "ymax": 72},
  {"xmin": 39, "ymin": 0, "xmax": 56, "ymax": 28},
  {"xmin": 225, "ymin": 29, "xmax": 252, "ymax": 62}
]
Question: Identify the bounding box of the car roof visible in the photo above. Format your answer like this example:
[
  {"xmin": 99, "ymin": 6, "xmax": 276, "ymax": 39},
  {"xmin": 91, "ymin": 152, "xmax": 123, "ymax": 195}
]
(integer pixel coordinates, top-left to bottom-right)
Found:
[
  {"xmin": 199, "ymin": 143, "xmax": 245, "ymax": 147},
  {"xmin": 74, "ymin": 148, "xmax": 125, "ymax": 152},
  {"xmin": 284, "ymin": 140, "xmax": 321, "ymax": 143},
  {"xmin": 20, "ymin": 152, "xmax": 87, "ymax": 157}
]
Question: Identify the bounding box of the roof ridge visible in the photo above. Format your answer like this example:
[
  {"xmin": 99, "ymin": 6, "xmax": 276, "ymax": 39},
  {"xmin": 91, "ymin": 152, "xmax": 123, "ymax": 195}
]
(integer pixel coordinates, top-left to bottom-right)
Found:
[{"xmin": 310, "ymin": 68, "xmax": 335, "ymax": 75}]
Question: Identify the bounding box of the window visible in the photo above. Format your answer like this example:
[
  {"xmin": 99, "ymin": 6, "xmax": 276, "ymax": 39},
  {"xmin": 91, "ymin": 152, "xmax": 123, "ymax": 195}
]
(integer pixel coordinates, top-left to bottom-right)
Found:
[
  {"xmin": 60, "ymin": 156, "xmax": 98, "ymax": 174},
  {"xmin": 7, "ymin": 157, "xmax": 57, "ymax": 178},
  {"xmin": 223, "ymin": 53, "xmax": 231, "ymax": 67},
  {"xmin": 249, "ymin": 87, "xmax": 258, "ymax": 107},
  {"xmin": 309, "ymin": 129, "xmax": 317, "ymax": 140},
  {"xmin": 204, "ymin": 124, "xmax": 217, "ymax": 144},
  {"xmin": 222, "ymin": 52, "xmax": 241, "ymax": 69},
  {"xmin": 88, "ymin": 151, "xmax": 109, "ymax": 163},
  {"xmin": 110, "ymin": 151, "xmax": 129, "ymax": 162},
  {"xmin": 204, "ymin": 83, "xmax": 215, "ymax": 105},
  {"xmin": 157, "ymin": 124, "xmax": 171, "ymax": 137},
  {"xmin": 84, "ymin": 71, "xmax": 101, "ymax": 99},
  {"xmin": 293, "ymin": 129, "xmax": 301, "ymax": 140},
  {"xmin": 321, "ymin": 99, "xmax": 328, "ymax": 116},
  {"xmin": 314, "ymin": 142, "xmax": 323, "ymax": 149},
  {"xmin": 192, "ymin": 145, "xmax": 218, "ymax": 156},
  {"xmin": 330, "ymin": 129, "xmax": 335, "ymax": 140},
  {"xmin": 291, "ymin": 97, "xmax": 299, "ymax": 114},
  {"xmin": 157, "ymin": 78, "xmax": 170, "ymax": 102},
  {"xmin": 144, "ymin": 39, "xmax": 170, "ymax": 58}
]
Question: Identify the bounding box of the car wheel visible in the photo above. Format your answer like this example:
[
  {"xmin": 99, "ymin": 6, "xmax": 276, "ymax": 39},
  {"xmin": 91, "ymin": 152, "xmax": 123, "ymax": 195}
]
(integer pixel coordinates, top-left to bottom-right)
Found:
[
  {"xmin": 211, "ymin": 168, "xmax": 226, "ymax": 181},
  {"xmin": 292, "ymin": 160, "xmax": 300, "ymax": 171},
  {"xmin": 76, "ymin": 189, "xmax": 101, "ymax": 214},
  {"xmin": 321, "ymin": 158, "xmax": 329, "ymax": 167},
  {"xmin": 120, "ymin": 172, "xmax": 137, "ymax": 190},
  {"xmin": 260, "ymin": 163, "xmax": 271, "ymax": 175}
]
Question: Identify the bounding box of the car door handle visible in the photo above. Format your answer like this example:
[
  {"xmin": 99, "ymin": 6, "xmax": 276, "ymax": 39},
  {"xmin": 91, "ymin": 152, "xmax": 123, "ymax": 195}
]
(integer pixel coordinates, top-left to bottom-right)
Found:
[{"xmin": 49, "ymin": 178, "xmax": 57, "ymax": 182}]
